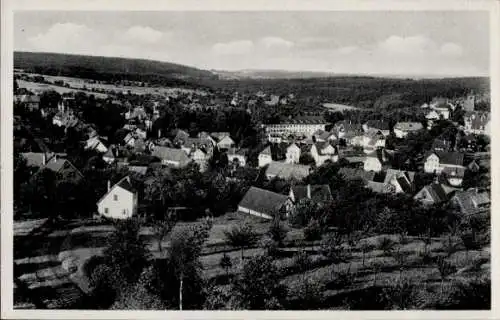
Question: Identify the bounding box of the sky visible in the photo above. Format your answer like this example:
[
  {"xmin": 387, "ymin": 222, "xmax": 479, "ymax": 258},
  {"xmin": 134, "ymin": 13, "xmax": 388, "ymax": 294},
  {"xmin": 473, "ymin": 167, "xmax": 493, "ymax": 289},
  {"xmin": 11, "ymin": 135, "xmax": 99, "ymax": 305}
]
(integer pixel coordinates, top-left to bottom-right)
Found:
[{"xmin": 14, "ymin": 11, "xmax": 490, "ymax": 77}]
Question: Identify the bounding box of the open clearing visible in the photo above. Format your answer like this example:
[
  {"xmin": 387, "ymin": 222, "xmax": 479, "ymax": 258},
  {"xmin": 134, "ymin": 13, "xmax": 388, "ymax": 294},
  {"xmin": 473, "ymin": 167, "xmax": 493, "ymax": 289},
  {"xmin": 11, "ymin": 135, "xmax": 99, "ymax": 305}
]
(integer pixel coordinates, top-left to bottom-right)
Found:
[{"xmin": 323, "ymin": 103, "xmax": 362, "ymax": 112}]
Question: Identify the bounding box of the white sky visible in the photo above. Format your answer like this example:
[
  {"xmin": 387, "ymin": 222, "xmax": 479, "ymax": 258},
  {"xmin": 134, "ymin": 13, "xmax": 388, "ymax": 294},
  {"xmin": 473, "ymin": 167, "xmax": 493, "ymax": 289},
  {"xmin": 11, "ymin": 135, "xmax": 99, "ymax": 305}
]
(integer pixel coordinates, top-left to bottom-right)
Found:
[{"xmin": 14, "ymin": 11, "xmax": 490, "ymax": 77}]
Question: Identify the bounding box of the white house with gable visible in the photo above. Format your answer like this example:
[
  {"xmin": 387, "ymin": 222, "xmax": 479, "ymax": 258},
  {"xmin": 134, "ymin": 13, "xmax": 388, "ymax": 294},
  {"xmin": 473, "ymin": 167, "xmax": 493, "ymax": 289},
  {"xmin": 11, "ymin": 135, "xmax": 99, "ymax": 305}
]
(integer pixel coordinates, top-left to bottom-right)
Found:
[{"xmin": 97, "ymin": 176, "xmax": 138, "ymax": 219}]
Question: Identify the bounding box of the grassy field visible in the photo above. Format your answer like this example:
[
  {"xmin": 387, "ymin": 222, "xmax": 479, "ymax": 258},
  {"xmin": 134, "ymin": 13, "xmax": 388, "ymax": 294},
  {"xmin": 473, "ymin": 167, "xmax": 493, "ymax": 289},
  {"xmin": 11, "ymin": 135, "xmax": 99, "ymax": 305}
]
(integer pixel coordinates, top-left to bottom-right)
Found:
[
  {"xmin": 14, "ymin": 212, "xmax": 490, "ymax": 309},
  {"xmin": 17, "ymin": 80, "xmax": 109, "ymax": 99},
  {"xmin": 19, "ymin": 73, "xmax": 208, "ymax": 97}
]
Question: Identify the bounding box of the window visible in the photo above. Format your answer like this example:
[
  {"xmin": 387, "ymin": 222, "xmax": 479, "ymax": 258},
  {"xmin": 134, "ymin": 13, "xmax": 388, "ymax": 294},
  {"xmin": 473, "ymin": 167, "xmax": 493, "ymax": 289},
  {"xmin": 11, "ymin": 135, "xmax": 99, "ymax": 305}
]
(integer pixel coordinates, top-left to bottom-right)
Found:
[
  {"xmin": 104, "ymin": 208, "xmax": 109, "ymax": 214},
  {"xmin": 123, "ymin": 209, "xmax": 126, "ymax": 215},
  {"xmin": 113, "ymin": 195, "xmax": 118, "ymax": 201}
]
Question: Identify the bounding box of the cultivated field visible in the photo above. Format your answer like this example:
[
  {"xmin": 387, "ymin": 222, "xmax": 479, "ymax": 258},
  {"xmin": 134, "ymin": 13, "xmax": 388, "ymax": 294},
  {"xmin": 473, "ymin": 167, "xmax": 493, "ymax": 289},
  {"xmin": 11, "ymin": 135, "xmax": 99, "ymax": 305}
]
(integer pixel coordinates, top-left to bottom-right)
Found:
[
  {"xmin": 14, "ymin": 211, "xmax": 490, "ymax": 309},
  {"xmin": 18, "ymin": 73, "xmax": 208, "ymax": 97}
]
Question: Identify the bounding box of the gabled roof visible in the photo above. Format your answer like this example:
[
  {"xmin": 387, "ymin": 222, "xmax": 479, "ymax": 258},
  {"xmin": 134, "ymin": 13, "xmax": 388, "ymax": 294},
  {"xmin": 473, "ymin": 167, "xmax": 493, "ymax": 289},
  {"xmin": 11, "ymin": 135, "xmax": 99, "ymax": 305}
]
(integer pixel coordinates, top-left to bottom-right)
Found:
[
  {"xmin": 383, "ymin": 169, "xmax": 416, "ymax": 185},
  {"xmin": 394, "ymin": 122, "xmax": 424, "ymax": 132},
  {"xmin": 211, "ymin": 132, "xmax": 231, "ymax": 141},
  {"xmin": 128, "ymin": 166, "xmax": 148, "ymax": 175},
  {"xmin": 427, "ymin": 151, "xmax": 465, "ymax": 166},
  {"xmin": 312, "ymin": 142, "xmax": 336, "ymax": 155},
  {"xmin": 238, "ymin": 187, "xmax": 288, "ymax": 215},
  {"xmin": 152, "ymin": 146, "xmax": 190, "ymax": 165},
  {"xmin": 338, "ymin": 167, "xmax": 376, "ymax": 182},
  {"xmin": 364, "ymin": 120, "xmax": 390, "ymax": 131},
  {"xmin": 422, "ymin": 183, "xmax": 449, "ymax": 203},
  {"xmin": 115, "ymin": 176, "xmax": 137, "ymax": 193},
  {"xmin": 259, "ymin": 146, "xmax": 272, "ymax": 156},
  {"xmin": 291, "ymin": 184, "xmax": 332, "ymax": 203},
  {"xmin": 334, "ymin": 121, "xmax": 363, "ymax": 136},
  {"xmin": 227, "ymin": 148, "xmax": 248, "ymax": 156},
  {"xmin": 265, "ymin": 162, "xmax": 311, "ymax": 180},
  {"xmin": 452, "ymin": 189, "xmax": 490, "ymax": 214},
  {"xmin": 366, "ymin": 181, "xmax": 395, "ymax": 194},
  {"xmin": 97, "ymin": 176, "xmax": 137, "ymax": 204},
  {"xmin": 20, "ymin": 152, "xmax": 53, "ymax": 168},
  {"xmin": 442, "ymin": 166, "xmax": 466, "ymax": 178}
]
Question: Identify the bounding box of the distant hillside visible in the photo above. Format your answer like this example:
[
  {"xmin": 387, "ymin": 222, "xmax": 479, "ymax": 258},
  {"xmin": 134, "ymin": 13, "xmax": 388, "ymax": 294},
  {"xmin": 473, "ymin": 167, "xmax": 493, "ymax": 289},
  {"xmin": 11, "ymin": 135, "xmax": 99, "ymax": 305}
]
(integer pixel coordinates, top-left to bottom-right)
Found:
[
  {"xmin": 14, "ymin": 51, "xmax": 219, "ymax": 88},
  {"xmin": 212, "ymin": 69, "xmax": 339, "ymax": 80}
]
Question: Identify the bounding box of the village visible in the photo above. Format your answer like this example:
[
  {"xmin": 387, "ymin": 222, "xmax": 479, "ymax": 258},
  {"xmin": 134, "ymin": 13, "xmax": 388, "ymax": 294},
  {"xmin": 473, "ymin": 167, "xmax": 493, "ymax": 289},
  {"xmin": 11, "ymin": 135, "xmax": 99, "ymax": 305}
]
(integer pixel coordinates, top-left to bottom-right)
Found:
[{"xmin": 13, "ymin": 66, "xmax": 491, "ymax": 310}]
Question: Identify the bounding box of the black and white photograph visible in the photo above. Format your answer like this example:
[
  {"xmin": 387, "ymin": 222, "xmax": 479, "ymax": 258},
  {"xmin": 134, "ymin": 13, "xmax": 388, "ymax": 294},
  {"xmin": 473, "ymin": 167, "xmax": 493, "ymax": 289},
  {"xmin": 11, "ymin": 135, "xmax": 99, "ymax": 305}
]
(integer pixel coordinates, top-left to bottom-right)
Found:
[{"xmin": 1, "ymin": 0, "xmax": 498, "ymax": 318}]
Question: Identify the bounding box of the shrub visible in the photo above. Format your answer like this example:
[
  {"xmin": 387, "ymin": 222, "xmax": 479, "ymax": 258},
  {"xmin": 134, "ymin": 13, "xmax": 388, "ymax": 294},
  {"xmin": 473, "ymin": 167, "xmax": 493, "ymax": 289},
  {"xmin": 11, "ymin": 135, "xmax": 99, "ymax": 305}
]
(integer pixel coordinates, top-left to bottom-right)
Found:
[
  {"xmin": 304, "ymin": 219, "xmax": 323, "ymax": 241},
  {"xmin": 378, "ymin": 237, "xmax": 396, "ymax": 256}
]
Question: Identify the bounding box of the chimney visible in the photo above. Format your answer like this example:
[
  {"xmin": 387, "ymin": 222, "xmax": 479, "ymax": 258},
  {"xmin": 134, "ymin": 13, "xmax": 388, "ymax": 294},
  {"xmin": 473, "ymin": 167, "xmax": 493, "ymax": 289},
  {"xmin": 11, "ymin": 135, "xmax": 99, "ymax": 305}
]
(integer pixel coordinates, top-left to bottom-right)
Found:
[
  {"xmin": 433, "ymin": 175, "xmax": 439, "ymax": 184},
  {"xmin": 307, "ymin": 184, "xmax": 311, "ymax": 199},
  {"xmin": 107, "ymin": 180, "xmax": 111, "ymax": 192}
]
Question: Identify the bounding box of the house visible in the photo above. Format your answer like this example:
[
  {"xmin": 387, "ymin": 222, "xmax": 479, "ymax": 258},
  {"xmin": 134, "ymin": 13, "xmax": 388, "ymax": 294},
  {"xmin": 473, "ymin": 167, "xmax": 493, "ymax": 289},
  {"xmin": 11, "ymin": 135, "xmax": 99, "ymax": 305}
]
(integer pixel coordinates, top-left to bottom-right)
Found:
[
  {"xmin": 265, "ymin": 162, "xmax": 311, "ymax": 180},
  {"xmin": 173, "ymin": 129, "xmax": 190, "ymax": 145},
  {"xmin": 312, "ymin": 130, "xmax": 337, "ymax": 143},
  {"xmin": 463, "ymin": 95, "xmax": 475, "ymax": 112},
  {"xmin": 431, "ymin": 137, "xmax": 453, "ymax": 152},
  {"xmin": 464, "ymin": 111, "xmax": 491, "ymax": 136},
  {"xmin": 362, "ymin": 120, "xmax": 391, "ymax": 136},
  {"xmin": 237, "ymin": 187, "xmax": 290, "ymax": 220},
  {"xmin": 333, "ymin": 121, "xmax": 364, "ymax": 142},
  {"xmin": 216, "ymin": 135, "xmax": 235, "ymax": 150},
  {"xmin": 97, "ymin": 176, "xmax": 138, "ymax": 219},
  {"xmin": 135, "ymin": 127, "xmax": 147, "ymax": 140},
  {"xmin": 265, "ymin": 95, "xmax": 280, "ymax": 106},
  {"xmin": 181, "ymin": 137, "xmax": 215, "ymax": 156},
  {"xmin": 190, "ymin": 148, "xmax": 209, "ymax": 172},
  {"xmin": 128, "ymin": 165, "xmax": 149, "ymax": 176},
  {"xmin": 264, "ymin": 116, "xmax": 329, "ymax": 139},
  {"xmin": 289, "ymin": 184, "xmax": 332, "ymax": 204},
  {"xmin": 20, "ymin": 152, "xmax": 55, "ymax": 168},
  {"xmin": 258, "ymin": 146, "xmax": 273, "ymax": 167},
  {"xmin": 85, "ymin": 136, "xmax": 109, "ymax": 153},
  {"xmin": 441, "ymin": 167, "xmax": 465, "ymax": 187},
  {"xmin": 15, "ymin": 94, "xmax": 40, "ymax": 110},
  {"xmin": 362, "ymin": 129, "xmax": 386, "ymax": 153},
  {"xmin": 285, "ymin": 143, "xmax": 301, "ymax": 164},
  {"xmin": 467, "ymin": 160, "xmax": 481, "ymax": 172},
  {"xmin": 414, "ymin": 182, "xmax": 451, "ymax": 205},
  {"xmin": 393, "ymin": 122, "xmax": 424, "ymax": 138},
  {"xmin": 123, "ymin": 133, "xmax": 136, "ymax": 148},
  {"xmin": 383, "ymin": 169, "xmax": 416, "ymax": 194},
  {"xmin": 102, "ymin": 147, "xmax": 117, "ymax": 164},
  {"xmin": 338, "ymin": 167, "xmax": 376, "ymax": 183},
  {"xmin": 39, "ymin": 156, "xmax": 84, "ymax": 183},
  {"xmin": 152, "ymin": 146, "xmax": 191, "ymax": 168},
  {"xmin": 366, "ymin": 181, "xmax": 396, "ymax": 194},
  {"xmin": 227, "ymin": 148, "xmax": 248, "ymax": 167},
  {"xmin": 450, "ymin": 188, "xmax": 490, "ymax": 215},
  {"xmin": 425, "ymin": 110, "xmax": 441, "ymax": 129},
  {"xmin": 310, "ymin": 142, "xmax": 337, "ymax": 167},
  {"xmin": 363, "ymin": 149, "xmax": 388, "ymax": 172},
  {"xmin": 424, "ymin": 151, "xmax": 465, "ymax": 174},
  {"xmin": 429, "ymin": 98, "xmax": 450, "ymax": 119}
]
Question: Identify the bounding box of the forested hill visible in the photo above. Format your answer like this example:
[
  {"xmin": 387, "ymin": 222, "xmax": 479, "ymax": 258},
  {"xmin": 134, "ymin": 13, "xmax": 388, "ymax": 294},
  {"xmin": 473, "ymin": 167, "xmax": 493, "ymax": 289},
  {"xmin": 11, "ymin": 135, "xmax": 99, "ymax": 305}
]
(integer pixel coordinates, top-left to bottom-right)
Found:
[{"xmin": 14, "ymin": 51, "xmax": 219, "ymax": 88}]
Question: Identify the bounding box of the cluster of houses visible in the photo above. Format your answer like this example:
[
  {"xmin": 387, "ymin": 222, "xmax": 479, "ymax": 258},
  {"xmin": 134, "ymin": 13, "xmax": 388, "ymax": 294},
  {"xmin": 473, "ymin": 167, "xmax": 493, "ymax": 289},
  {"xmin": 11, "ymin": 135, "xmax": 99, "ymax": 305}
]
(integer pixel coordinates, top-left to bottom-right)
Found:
[{"xmin": 17, "ymin": 86, "xmax": 490, "ymax": 222}]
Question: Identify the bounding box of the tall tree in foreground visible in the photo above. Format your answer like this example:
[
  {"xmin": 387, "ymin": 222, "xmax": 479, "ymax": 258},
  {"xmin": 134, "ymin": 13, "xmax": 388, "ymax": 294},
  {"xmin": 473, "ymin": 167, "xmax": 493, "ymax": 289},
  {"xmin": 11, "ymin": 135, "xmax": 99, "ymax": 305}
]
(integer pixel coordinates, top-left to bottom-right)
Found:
[
  {"xmin": 224, "ymin": 223, "xmax": 259, "ymax": 268},
  {"xmin": 232, "ymin": 255, "xmax": 286, "ymax": 310},
  {"xmin": 168, "ymin": 220, "xmax": 212, "ymax": 310},
  {"xmin": 103, "ymin": 219, "xmax": 150, "ymax": 286}
]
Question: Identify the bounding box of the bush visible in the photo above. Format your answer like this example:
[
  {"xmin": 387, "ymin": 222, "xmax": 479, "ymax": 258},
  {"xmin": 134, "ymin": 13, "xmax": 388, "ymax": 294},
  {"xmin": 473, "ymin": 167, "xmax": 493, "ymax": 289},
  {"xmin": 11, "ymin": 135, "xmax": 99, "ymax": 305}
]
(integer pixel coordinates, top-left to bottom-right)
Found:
[
  {"xmin": 82, "ymin": 255, "xmax": 106, "ymax": 280},
  {"xmin": 304, "ymin": 219, "xmax": 323, "ymax": 241},
  {"xmin": 377, "ymin": 237, "xmax": 396, "ymax": 256}
]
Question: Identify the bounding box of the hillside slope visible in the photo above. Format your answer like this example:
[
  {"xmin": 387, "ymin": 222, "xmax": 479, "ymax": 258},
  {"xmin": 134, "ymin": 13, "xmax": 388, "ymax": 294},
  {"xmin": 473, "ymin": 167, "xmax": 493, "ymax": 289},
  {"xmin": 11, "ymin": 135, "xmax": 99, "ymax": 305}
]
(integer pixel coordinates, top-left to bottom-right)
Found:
[{"xmin": 14, "ymin": 51, "xmax": 218, "ymax": 88}]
